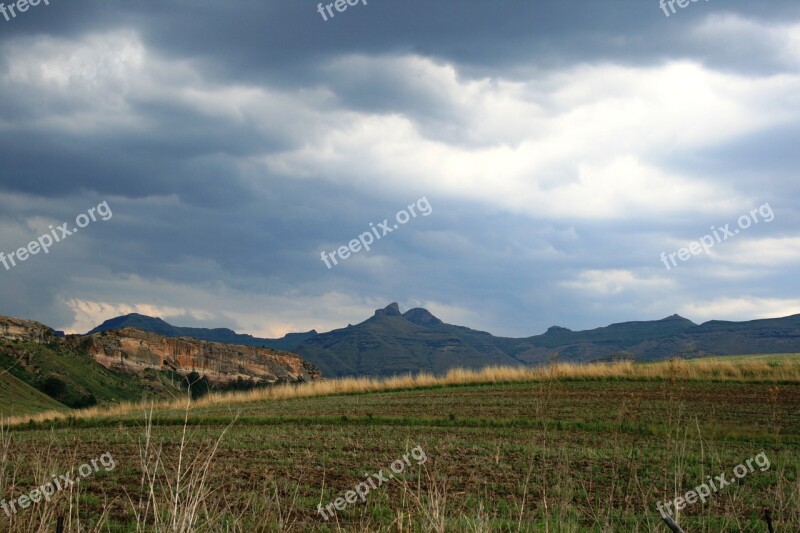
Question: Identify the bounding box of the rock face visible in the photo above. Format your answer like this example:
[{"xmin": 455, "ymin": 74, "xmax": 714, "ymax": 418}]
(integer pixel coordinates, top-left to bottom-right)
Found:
[
  {"xmin": 0, "ymin": 316, "xmax": 59, "ymax": 344},
  {"xmin": 67, "ymin": 328, "xmax": 322, "ymax": 385}
]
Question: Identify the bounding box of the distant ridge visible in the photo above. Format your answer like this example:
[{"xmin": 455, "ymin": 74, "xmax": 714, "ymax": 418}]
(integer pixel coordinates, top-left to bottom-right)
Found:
[
  {"xmin": 291, "ymin": 303, "xmax": 706, "ymax": 376},
  {"xmin": 87, "ymin": 313, "xmax": 317, "ymax": 351},
  {"xmin": 86, "ymin": 307, "xmax": 800, "ymax": 378}
]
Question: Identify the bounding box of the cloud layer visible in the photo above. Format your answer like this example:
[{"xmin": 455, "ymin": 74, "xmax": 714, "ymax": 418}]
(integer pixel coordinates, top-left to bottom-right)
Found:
[{"xmin": 1, "ymin": 0, "xmax": 798, "ymax": 336}]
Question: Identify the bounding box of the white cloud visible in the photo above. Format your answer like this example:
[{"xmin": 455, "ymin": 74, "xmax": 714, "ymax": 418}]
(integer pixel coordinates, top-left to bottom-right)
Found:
[
  {"xmin": 5, "ymin": 32, "xmax": 797, "ymax": 223},
  {"xmin": 2, "ymin": 30, "xmax": 149, "ymax": 134},
  {"xmin": 680, "ymin": 297, "xmax": 800, "ymax": 322},
  {"xmin": 405, "ymin": 298, "xmax": 479, "ymax": 327},
  {"xmin": 218, "ymin": 291, "xmax": 389, "ymax": 337},
  {"xmin": 5, "ymin": 31, "xmax": 145, "ymax": 90},
  {"xmin": 58, "ymin": 278, "xmax": 392, "ymax": 338},
  {"xmin": 711, "ymin": 236, "xmax": 800, "ymax": 266},
  {"xmin": 265, "ymin": 57, "xmax": 800, "ymax": 221},
  {"xmin": 61, "ymin": 298, "xmax": 216, "ymax": 335},
  {"xmin": 561, "ymin": 269, "xmax": 674, "ymax": 296}
]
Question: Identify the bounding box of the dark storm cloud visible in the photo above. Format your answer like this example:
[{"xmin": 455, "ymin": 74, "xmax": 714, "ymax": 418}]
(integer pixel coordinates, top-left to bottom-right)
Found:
[{"xmin": 4, "ymin": 0, "xmax": 798, "ymax": 76}]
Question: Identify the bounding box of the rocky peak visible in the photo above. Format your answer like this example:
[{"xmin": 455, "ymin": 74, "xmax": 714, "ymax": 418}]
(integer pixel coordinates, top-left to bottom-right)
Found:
[{"xmin": 374, "ymin": 302, "xmax": 402, "ymax": 318}]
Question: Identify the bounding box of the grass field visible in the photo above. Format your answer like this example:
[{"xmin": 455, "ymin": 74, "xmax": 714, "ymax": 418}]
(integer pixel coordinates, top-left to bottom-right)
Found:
[{"xmin": 1, "ymin": 356, "xmax": 799, "ymax": 532}]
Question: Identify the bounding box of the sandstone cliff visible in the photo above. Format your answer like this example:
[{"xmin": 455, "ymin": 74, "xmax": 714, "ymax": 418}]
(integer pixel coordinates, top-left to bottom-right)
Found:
[
  {"xmin": 67, "ymin": 327, "xmax": 322, "ymax": 385},
  {"xmin": 0, "ymin": 316, "xmax": 59, "ymax": 344}
]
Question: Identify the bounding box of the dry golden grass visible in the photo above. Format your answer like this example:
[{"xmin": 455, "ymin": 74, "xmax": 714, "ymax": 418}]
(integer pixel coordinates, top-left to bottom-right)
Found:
[{"xmin": 8, "ymin": 355, "xmax": 800, "ymax": 428}]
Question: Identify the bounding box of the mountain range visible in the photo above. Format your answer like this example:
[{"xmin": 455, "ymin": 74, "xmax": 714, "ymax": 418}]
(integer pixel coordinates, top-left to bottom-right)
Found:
[
  {"xmin": 88, "ymin": 304, "xmax": 800, "ymax": 377},
  {"xmin": 4, "ymin": 305, "xmax": 800, "ymax": 415},
  {"xmin": 88, "ymin": 314, "xmax": 317, "ymax": 351}
]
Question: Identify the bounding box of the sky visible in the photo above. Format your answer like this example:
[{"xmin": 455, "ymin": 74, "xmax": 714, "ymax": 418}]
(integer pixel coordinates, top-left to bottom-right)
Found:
[{"xmin": 1, "ymin": 0, "xmax": 799, "ymax": 338}]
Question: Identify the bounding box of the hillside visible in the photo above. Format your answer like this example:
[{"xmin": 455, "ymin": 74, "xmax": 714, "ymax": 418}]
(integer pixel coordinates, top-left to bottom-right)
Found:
[
  {"xmin": 510, "ymin": 314, "xmax": 700, "ymax": 363},
  {"xmin": 0, "ymin": 316, "xmax": 169, "ymax": 411},
  {"xmin": 627, "ymin": 314, "xmax": 800, "ymax": 359},
  {"xmin": 0, "ymin": 315, "xmax": 323, "ymax": 417},
  {"xmin": 0, "ymin": 372, "xmax": 67, "ymax": 415},
  {"xmin": 0, "ymin": 337, "xmax": 177, "ymax": 411}
]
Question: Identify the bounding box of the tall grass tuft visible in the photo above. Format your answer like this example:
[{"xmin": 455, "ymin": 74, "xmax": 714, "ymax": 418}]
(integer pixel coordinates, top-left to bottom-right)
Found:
[{"xmin": 126, "ymin": 401, "xmax": 238, "ymax": 532}]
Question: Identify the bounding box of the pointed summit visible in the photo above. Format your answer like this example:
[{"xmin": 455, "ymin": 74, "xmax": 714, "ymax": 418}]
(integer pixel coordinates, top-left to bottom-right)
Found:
[{"xmin": 374, "ymin": 302, "xmax": 402, "ymax": 317}]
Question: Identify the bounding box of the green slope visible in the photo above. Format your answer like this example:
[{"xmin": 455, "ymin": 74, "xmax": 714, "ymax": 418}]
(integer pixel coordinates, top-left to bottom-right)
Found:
[
  {"xmin": 0, "ymin": 339, "xmax": 177, "ymax": 412},
  {"xmin": 0, "ymin": 371, "xmax": 66, "ymax": 416}
]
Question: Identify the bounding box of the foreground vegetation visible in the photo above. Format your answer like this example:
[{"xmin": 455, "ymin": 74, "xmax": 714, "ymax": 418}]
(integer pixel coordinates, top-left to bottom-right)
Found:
[{"xmin": 1, "ymin": 356, "xmax": 799, "ymax": 531}]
